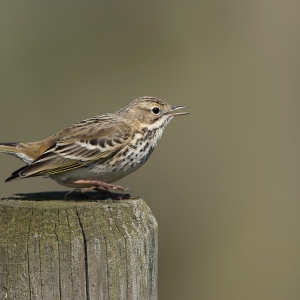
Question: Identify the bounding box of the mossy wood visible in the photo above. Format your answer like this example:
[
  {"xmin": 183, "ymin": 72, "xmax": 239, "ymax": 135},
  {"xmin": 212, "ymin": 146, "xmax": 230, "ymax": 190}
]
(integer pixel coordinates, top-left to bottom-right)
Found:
[{"xmin": 0, "ymin": 192, "xmax": 158, "ymax": 300}]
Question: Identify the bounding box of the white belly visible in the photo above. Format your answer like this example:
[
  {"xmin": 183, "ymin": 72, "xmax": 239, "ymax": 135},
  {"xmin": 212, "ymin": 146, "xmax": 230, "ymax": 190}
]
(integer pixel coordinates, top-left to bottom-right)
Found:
[{"xmin": 50, "ymin": 126, "xmax": 163, "ymax": 188}]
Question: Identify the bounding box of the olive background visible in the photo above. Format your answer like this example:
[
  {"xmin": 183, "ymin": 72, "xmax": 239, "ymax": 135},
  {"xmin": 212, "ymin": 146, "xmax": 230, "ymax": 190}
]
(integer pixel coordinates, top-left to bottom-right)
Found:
[{"xmin": 1, "ymin": 1, "xmax": 300, "ymax": 299}]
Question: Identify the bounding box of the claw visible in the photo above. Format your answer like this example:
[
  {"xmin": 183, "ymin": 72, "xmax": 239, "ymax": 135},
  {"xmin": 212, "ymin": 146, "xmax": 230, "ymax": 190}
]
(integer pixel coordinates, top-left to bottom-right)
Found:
[{"xmin": 63, "ymin": 179, "xmax": 130, "ymax": 195}]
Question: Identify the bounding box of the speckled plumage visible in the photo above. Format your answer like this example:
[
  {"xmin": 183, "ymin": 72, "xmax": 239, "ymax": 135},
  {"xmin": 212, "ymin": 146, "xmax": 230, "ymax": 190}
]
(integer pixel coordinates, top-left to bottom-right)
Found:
[{"xmin": 0, "ymin": 96, "xmax": 189, "ymax": 193}]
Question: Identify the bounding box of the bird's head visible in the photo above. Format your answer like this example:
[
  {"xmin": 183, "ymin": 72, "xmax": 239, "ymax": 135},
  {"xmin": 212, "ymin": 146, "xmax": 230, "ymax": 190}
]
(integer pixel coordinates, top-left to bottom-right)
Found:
[{"xmin": 118, "ymin": 96, "xmax": 190, "ymax": 129}]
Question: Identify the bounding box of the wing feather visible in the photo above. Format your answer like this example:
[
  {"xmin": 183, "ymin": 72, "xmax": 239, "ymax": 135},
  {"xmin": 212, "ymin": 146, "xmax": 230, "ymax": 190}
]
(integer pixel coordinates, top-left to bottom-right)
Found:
[{"xmin": 9, "ymin": 117, "xmax": 133, "ymax": 179}]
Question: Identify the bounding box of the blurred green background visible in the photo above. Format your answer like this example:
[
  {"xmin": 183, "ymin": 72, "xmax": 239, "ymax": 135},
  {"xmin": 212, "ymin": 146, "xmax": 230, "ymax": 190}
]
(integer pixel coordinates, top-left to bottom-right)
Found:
[{"xmin": 1, "ymin": 1, "xmax": 300, "ymax": 299}]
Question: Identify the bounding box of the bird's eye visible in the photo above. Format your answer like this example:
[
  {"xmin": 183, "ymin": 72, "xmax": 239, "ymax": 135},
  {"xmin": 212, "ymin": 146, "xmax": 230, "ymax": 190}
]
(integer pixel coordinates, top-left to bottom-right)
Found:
[{"xmin": 152, "ymin": 107, "xmax": 160, "ymax": 114}]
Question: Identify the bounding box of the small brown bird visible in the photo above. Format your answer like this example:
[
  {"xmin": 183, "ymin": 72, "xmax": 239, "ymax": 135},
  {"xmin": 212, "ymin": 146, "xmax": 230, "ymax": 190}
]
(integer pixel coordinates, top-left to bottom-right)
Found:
[{"xmin": 0, "ymin": 96, "xmax": 189, "ymax": 194}]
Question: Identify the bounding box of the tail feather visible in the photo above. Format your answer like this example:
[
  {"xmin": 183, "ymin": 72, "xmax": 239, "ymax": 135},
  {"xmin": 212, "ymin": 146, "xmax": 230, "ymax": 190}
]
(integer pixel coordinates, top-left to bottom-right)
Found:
[
  {"xmin": 5, "ymin": 165, "xmax": 27, "ymax": 182},
  {"xmin": 0, "ymin": 142, "xmax": 19, "ymax": 153},
  {"xmin": 1, "ymin": 141, "xmax": 54, "ymax": 182},
  {"xmin": 0, "ymin": 142, "xmax": 33, "ymax": 164}
]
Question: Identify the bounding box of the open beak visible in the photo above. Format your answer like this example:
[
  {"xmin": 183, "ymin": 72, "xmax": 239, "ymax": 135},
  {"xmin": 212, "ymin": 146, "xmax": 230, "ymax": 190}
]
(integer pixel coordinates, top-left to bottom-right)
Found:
[{"xmin": 167, "ymin": 105, "xmax": 190, "ymax": 117}]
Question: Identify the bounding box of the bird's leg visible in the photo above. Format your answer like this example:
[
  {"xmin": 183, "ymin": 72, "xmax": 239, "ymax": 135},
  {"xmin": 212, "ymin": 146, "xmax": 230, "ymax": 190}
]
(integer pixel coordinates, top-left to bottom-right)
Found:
[
  {"xmin": 66, "ymin": 179, "xmax": 130, "ymax": 194},
  {"xmin": 61, "ymin": 179, "xmax": 135, "ymax": 200}
]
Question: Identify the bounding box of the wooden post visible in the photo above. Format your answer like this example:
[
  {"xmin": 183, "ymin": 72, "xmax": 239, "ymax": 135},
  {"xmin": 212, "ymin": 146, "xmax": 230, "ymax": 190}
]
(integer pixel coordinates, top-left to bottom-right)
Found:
[{"xmin": 0, "ymin": 192, "xmax": 158, "ymax": 300}]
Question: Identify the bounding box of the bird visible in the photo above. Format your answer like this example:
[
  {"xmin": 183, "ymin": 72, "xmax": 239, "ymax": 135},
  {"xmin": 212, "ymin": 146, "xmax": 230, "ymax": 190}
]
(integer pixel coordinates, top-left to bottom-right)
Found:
[{"xmin": 0, "ymin": 96, "xmax": 189, "ymax": 196}]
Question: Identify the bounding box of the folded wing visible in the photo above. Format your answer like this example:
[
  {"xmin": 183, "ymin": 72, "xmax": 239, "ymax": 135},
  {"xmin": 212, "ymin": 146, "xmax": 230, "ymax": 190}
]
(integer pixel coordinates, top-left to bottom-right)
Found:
[{"xmin": 6, "ymin": 117, "xmax": 133, "ymax": 181}]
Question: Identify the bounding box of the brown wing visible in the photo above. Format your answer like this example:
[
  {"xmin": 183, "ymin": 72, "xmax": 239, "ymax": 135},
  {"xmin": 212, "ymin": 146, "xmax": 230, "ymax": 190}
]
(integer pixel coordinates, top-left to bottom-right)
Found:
[{"xmin": 6, "ymin": 116, "xmax": 133, "ymax": 180}]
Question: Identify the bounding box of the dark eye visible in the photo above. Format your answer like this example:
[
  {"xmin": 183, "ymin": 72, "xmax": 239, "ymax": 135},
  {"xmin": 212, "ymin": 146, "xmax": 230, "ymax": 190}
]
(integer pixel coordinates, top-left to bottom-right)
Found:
[{"xmin": 152, "ymin": 107, "xmax": 160, "ymax": 114}]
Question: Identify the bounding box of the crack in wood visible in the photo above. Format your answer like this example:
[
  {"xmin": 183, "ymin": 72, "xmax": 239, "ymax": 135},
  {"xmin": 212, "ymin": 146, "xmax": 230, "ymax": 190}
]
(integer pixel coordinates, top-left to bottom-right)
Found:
[
  {"xmin": 75, "ymin": 207, "xmax": 90, "ymax": 300},
  {"xmin": 26, "ymin": 209, "xmax": 33, "ymax": 300},
  {"xmin": 55, "ymin": 210, "xmax": 62, "ymax": 300}
]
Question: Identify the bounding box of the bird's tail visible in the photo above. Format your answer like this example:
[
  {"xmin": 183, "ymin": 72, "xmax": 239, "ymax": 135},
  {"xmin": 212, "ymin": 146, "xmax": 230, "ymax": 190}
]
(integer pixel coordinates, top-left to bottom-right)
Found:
[
  {"xmin": 0, "ymin": 142, "xmax": 19, "ymax": 153},
  {"xmin": 0, "ymin": 142, "xmax": 33, "ymax": 164}
]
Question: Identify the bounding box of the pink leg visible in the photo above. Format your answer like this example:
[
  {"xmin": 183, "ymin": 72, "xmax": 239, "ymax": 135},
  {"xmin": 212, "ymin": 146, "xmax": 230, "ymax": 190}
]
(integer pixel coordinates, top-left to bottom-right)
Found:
[{"xmin": 64, "ymin": 179, "xmax": 130, "ymax": 194}]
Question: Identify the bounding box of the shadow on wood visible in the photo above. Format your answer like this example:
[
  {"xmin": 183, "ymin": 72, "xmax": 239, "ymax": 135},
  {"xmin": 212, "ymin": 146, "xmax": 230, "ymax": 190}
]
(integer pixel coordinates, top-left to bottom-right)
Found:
[{"xmin": 0, "ymin": 192, "xmax": 158, "ymax": 300}]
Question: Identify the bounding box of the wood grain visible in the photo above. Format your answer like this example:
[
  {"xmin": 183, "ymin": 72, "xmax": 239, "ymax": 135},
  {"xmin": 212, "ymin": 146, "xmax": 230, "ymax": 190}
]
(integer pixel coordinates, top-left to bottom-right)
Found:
[{"xmin": 0, "ymin": 192, "xmax": 157, "ymax": 300}]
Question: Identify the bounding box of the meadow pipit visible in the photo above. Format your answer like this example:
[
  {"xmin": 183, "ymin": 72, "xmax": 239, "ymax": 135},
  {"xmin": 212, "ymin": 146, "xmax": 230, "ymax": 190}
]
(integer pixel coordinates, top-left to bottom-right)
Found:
[{"xmin": 0, "ymin": 96, "xmax": 189, "ymax": 196}]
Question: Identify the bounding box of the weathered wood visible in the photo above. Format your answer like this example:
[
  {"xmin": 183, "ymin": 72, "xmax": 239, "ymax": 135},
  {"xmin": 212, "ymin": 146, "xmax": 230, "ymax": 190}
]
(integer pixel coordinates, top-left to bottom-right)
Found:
[{"xmin": 0, "ymin": 192, "xmax": 158, "ymax": 300}]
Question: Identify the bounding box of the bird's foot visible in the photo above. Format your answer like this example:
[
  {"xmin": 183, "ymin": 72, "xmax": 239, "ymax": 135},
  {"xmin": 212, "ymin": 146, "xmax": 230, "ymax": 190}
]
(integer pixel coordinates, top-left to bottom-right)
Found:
[
  {"xmin": 62, "ymin": 179, "xmax": 135, "ymax": 200},
  {"xmin": 71, "ymin": 179, "xmax": 129, "ymax": 193},
  {"xmin": 62, "ymin": 179, "xmax": 134, "ymax": 200}
]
